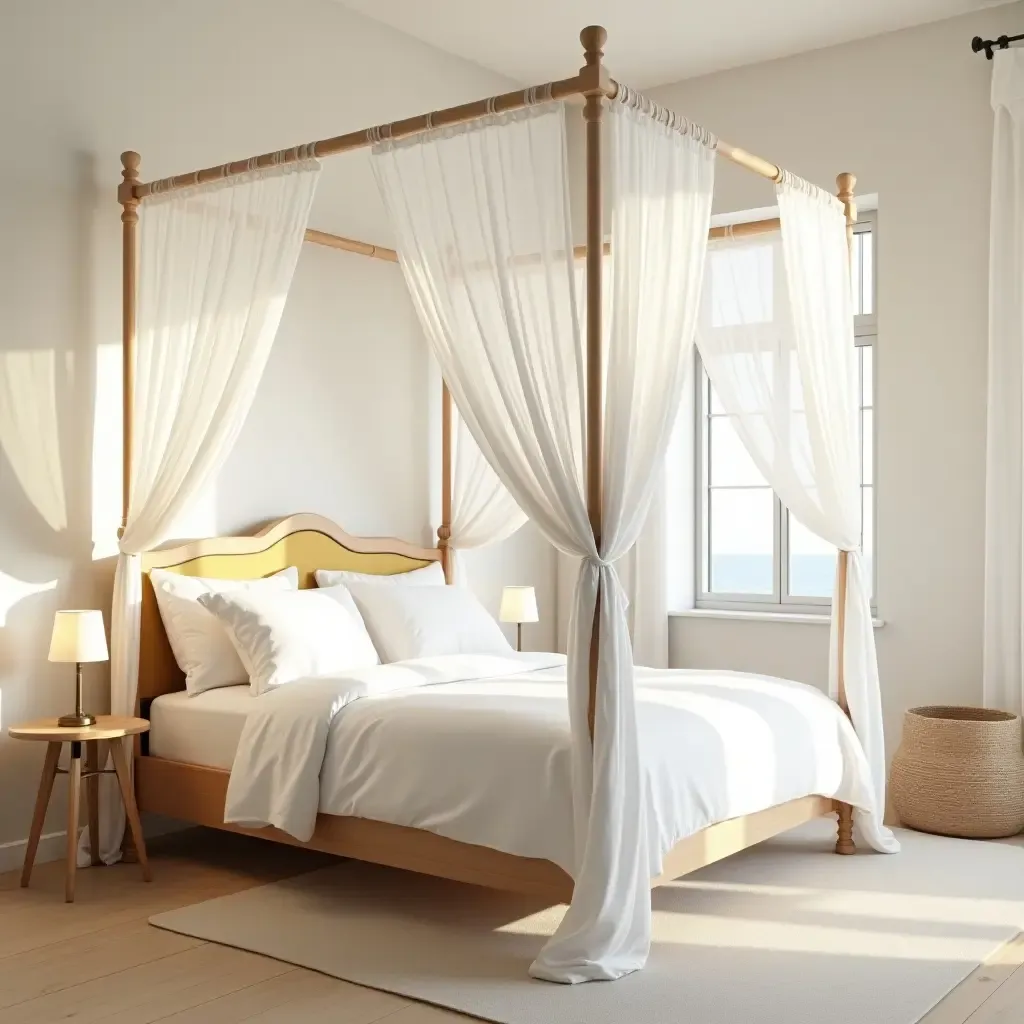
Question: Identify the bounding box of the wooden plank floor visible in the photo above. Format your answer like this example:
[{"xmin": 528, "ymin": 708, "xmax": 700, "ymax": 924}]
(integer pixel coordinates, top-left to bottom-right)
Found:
[{"xmin": 1, "ymin": 827, "xmax": 1022, "ymax": 1023}]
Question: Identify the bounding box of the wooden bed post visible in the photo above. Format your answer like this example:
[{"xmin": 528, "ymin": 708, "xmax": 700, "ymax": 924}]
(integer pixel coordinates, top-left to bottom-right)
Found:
[
  {"xmin": 834, "ymin": 171, "xmax": 857, "ymax": 856},
  {"xmin": 118, "ymin": 152, "xmax": 140, "ymax": 543},
  {"xmin": 118, "ymin": 151, "xmax": 142, "ymax": 864},
  {"xmin": 581, "ymin": 26, "xmax": 606, "ymax": 741},
  {"xmin": 438, "ymin": 380, "xmax": 453, "ymax": 583}
]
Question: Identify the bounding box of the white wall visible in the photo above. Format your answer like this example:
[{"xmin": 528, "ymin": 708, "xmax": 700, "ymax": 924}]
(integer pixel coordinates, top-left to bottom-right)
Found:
[
  {"xmin": 0, "ymin": 0, "xmax": 555, "ymax": 862},
  {"xmin": 650, "ymin": 6, "xmax": 1010, "ymax": 770}
]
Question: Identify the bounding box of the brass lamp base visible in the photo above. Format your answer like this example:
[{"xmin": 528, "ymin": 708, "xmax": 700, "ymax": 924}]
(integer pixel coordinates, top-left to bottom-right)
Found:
[
  {"xmin": 58, "ymin": 712, "xmax": 96, "ymax": 728},
  {"xmin": 59, "ymin": 663, "xmax": 95, "ymax": 728}
]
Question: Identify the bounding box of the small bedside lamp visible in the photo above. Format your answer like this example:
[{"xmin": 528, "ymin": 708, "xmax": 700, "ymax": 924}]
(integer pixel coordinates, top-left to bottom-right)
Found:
[
  {"xmin": 49, "ymin": 610, "xmax": 108, "ymax": 728},
  {"xmin": 499, "ymin": 586, "xmax": 538, "ymax": 652}
]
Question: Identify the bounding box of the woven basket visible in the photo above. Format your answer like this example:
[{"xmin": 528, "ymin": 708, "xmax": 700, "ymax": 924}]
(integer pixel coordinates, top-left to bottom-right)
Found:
[{"xmin": 890, "ymin": 705, "xmax": 1024, "ymax": 839}]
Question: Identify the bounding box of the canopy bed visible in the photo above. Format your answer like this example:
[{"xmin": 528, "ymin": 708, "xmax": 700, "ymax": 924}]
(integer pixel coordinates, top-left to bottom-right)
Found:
[{"xmin": 103, "ymin": 25, "xmax": 896, "ymax": 984}]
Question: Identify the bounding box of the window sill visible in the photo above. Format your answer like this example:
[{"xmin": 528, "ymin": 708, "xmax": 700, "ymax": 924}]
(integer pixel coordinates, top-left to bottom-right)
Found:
[{"xmin": 671, "ymin": 608, "xmax": 886, "ymax": 628}]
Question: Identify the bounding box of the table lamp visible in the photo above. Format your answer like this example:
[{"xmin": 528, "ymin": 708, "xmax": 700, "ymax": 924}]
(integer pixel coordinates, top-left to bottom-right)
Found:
[
  {"xmin": 48, "ymin": 610, "xmax": 108, "ymax": 728},
  {"xmin": 499, "ymin": 586, "xmax": 538, "ymax": 652}
]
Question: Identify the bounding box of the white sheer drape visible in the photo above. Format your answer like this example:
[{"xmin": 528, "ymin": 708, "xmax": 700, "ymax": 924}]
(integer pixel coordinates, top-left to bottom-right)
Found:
[
  {"xmin": 620, "ymin": 477, "xmax": 669, "ymax": 667},
  {"xmin": 695, "ymin": 179, "xmax": 897, "ymax": 854},
  {"xmin": 449, "ymin": 409, "xmax": 526, "ymax": 583},
  {"xmin": 984, "ymin": 51, "xmax": 1024, "ymax": 716},
  {"xmin": 373, "ymin": 99, "xmax": 713, "ymax": 982},
  {"xmin": 89, "ymin": 162, "xmax": 319, "ymax": 865}
]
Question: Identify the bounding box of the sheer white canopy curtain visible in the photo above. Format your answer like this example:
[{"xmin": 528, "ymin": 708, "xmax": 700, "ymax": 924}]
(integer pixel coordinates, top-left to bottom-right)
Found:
[
  {"xmin": 695, "ymin": 177, "xmax": 897, "ymax": 854},
  {"xmin": 984, "ymin": 51, "xmax": 1024, "ymax": 718},
  {"xmin": 448, "ymin": 410, "xmax": 526, "ymax": 583},
  {"xmin": 373, "ymin": 98, "xmax": 714, "ymax": 982},
  {"xmin": 91, "ymin": 161, "xmax": 320, "ymax": 865}
]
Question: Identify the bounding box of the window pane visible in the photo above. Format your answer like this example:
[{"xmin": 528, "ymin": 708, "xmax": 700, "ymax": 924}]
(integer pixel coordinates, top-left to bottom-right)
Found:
[
  {"xmin": 851, "ymin": 234, "xmax": 863, "ymax": 317},
  {"xmin": 861, "ymin": 345, "xmax": 873, "ymax": 407},
  {"xmin": 710, "ymin": 417, "xmax": 766, "ymax": 486},
  {"xmin": 709, "ymin": 377, "xmax": 726, "ymax": 415},
  {"xmin": 709, "ymin": 488, "xmax": 774, "ymax": 594},
  {"xmin": 860, "ymin": 230, "xmax": 873, "ymax": 315},
  {"xmin": 861, "ymin": 409, "xmax": 873, "ymax": 484},
  {"xmin": 788, "ymin": 513, "xmax": 836, "ymax": 598},
  {"xmin": 863, "ymin": 485, "xmax": 874, "ymax": 594}
]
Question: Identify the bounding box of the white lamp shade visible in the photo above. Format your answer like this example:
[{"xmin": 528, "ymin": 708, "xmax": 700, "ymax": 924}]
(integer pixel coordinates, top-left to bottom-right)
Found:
[
  {"xmin": 499, "ymin": 586, "xmax": 539, "ymax": 624},
  {"xmin": 48, "ymin": 610, "xmax": 109, "ymax": 663}
]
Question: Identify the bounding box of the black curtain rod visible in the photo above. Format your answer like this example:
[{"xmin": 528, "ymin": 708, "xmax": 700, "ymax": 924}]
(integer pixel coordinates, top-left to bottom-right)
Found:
[{"xmin": 972, "ymin": 33, "xmax": 1024, "ymax": 59}]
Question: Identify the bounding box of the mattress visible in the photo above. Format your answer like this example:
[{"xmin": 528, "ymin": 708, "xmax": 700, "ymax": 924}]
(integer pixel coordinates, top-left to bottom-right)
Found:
[{"xmin": 149, "ymin": 685, "xmax": 251, "ymax": 770}]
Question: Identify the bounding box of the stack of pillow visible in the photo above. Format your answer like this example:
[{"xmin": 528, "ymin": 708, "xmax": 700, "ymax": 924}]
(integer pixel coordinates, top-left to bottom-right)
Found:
[{"xmin": 150, "ymin": 560, "xmax": 514, "ymax": 697}]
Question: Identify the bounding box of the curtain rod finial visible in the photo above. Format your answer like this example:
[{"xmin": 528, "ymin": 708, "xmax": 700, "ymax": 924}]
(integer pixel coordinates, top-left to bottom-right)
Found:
[{"xmin": 580, "ymin": 26, "xmax": 607, "ymax": 65}]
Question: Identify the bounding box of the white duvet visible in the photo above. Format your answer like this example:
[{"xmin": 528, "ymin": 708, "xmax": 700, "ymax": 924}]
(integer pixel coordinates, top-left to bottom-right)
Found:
[{"xmin": 225, "ymin": 652, "xmax": 881, "ymax": 877}]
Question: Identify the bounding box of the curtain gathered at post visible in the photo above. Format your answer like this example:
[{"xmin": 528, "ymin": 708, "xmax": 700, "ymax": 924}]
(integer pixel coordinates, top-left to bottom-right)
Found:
[
  {"xmin": 89, "ymin": 161, "xmax": 320, "ymax": 866},
  {"xmin": 372, "ymin": 98, "xmax": 714, "ymax": 981},
  {"xmin": 984, "ymin": 51, "xmax": 1024, "ymax": 717},
  {"xmin": 694, "ymin": 177, "xmax": 896, "ymax": 854}
]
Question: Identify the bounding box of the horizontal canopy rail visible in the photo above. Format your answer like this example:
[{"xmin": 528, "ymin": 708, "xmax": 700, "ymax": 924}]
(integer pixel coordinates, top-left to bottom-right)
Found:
[
  {"xmin": 127, "ymin": 74, "xmax": 786, "ymax": 204},
  {"xmin": 304, "ymin": 229, "xmax": 398, "ymax": 263},
  {"xmin": 303, "ymin": 215, "xmax": 782, "ymax": 266}
]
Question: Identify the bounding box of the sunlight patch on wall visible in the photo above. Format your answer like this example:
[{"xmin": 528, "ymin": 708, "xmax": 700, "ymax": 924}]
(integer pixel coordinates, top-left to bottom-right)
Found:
[
  {"xmin": 0, "ymin": 571, "xmax": 57, "ymax": 627},
  {"xmin": 0, "ymin": 350, "xmax": 67, "ymax": 531},
  {"xmin": 91, "ymin": 343, "xmax": 122, "ymax": 559}
]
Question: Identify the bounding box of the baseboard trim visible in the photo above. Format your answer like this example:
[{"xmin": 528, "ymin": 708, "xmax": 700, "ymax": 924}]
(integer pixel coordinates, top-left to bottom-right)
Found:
[
  {"xmin": 0, "ymin": 828, "xmax": 81, "ymax": 875},
  {"xmin": 0, "ymin": 815, "xmax": 189, "ymax": 876}
]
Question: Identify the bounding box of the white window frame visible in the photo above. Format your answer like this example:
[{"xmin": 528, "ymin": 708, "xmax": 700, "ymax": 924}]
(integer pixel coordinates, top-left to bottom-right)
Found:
[{"xmin": 694, "ymin": 212, "xmax": 877, "ymax": 615}]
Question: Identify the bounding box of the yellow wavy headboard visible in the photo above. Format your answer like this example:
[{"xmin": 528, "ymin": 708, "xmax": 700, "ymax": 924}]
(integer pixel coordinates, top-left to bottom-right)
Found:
[{"xmin": 138, "ymin": 513, "xmax": 442, "ymax": 701}]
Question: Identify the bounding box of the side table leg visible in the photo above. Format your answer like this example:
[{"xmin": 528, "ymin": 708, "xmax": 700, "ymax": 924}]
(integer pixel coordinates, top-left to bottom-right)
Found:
[
  {"xmin": 110, "ymin": 739, "xmax": 151, "ymax": 882},
  {"xmin": 66, "ymin": 742, "xmax": 82, "ymax": 902},
  {"xmin": 87, "ymin": 740, "xmax": 103, "ymax": 867},
  {"xmin": 21, "ymin": 742, "xmax": 61, "ymax": 888}
]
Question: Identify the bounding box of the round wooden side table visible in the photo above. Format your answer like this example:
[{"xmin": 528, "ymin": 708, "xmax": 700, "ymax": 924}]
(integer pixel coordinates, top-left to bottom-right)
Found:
[{"xmin": 8, "ymin": 715, "xmax": 152, "ymax": 902}]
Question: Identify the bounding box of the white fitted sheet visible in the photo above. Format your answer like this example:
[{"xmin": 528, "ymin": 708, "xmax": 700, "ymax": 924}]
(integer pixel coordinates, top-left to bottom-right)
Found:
[{"xmin": 149, "ymin": 686, "xmax": 251, "ymax": 769}]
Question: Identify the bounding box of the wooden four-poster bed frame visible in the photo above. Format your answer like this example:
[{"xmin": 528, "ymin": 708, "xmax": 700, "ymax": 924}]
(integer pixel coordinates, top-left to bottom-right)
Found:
[{"xmin": 120, "ymin": 25, "xmax": 859, "ymax": 888}]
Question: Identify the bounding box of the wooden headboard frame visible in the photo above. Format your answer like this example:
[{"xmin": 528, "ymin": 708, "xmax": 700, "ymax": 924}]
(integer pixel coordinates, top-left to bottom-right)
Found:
[{"xmin": 138, "ymin": 513, "xmax": 441, "ymax": 702}]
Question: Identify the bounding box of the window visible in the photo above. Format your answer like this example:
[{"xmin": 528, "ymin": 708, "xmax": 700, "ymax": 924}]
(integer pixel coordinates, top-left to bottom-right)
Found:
[{"xmin": 696, "ymin": 214, "xmax": 876, "ymax": 612}]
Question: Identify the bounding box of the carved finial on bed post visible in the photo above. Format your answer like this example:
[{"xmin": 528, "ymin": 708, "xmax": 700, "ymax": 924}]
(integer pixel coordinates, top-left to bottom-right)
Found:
[
  {"xmin": 836, "ymin": 172, "xmax": 857, "ymax": 227},
  {"xmin": 580, "ymin": 24, "xmax": 607, "ymax": 67},
  {"xmin": 836, "ymin": 172, "xmax": 857, "ymax": 261}
]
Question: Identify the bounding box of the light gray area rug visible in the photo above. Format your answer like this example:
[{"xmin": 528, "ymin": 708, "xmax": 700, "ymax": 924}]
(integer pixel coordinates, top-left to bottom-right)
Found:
[{"xmin": 151, "ymin": 821, "xmax": 1024, "ymax": 1024}]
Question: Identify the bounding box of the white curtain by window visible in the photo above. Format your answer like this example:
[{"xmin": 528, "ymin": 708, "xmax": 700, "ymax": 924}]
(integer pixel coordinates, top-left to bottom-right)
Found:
[
  {"xmin": 449, "ymin": 409, "xmax": 526, "ymax": 583},
  {"xmin": 984, "ymin": 51, "xmax": 1024, "ymax": 716},
  {"xmin": 694, "ymin": 179, "xmax": 897, "ymax": 854},
  {"xmin": 87, "ymin": 161, "xmax": 320, "ymax": 866},
  {"xmin": 373, "ymin": 98, "xmax": 713, "ymax": 982}
]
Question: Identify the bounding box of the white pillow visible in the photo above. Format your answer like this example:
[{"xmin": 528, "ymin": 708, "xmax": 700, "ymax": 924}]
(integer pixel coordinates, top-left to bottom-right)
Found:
[
  {"xmin": 314, "ymin": 561, "xmax": 445, "ymax": 589},
  {"xmin": 198, "ymin": 584, "xmax": 380, "ymax": 695},
  {"xmin": 150, "ymin": 566, "xmax": 299, "ymax": 696},
  {"xmin": 345, "ymin": 582, "xmax": 513, "ymax": 663}
]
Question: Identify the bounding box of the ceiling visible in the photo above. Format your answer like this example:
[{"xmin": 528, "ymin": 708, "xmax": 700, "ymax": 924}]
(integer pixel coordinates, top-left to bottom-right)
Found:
[{"xmin": 336, "ymin": 0, "xmax": 1013, "ymax": 88}]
